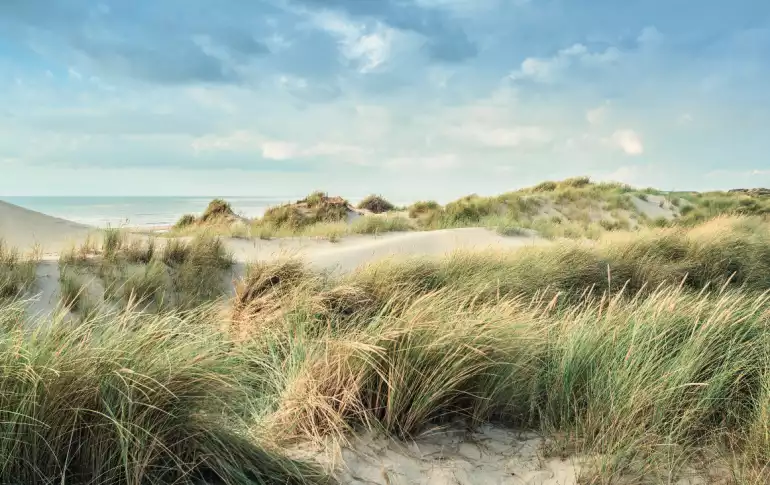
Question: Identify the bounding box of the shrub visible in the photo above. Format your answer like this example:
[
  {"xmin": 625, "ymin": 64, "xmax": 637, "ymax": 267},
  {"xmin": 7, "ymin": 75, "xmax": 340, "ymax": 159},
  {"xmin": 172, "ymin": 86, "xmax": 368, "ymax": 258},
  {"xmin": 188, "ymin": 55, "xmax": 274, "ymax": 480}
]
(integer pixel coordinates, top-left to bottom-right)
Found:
[
  {"xmin": 200, "ymin": 198, "xmax": 235, "ymax": 223},
  {"xmin": 175, "ymin": 213, "xmax": 197, "ymax": 228},
  {"xmin": 357, "ymin": 194, "xmax": 395, "ymax": 214},
  {"xmin": 443, "ymin": 195, "xmax": 497, "ymax": 225},
  {"xmin": 263, "ymin": 204, "xmax": 308, "ymax": 230},
  {"xmin": 408, "ymin": 200, "xmax": 441, "ymax": 218}
]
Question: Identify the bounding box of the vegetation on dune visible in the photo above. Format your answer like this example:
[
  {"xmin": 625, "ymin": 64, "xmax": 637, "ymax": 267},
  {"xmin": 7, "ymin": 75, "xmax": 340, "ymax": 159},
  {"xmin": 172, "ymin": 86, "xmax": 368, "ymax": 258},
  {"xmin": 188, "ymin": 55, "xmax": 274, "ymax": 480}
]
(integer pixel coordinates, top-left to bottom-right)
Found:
[
  {"xmin": 259, "ymin": 192, "xmax": 351, "ymax": 232},
  {"xmin": 356, "ymin": 194, "xmax": 395, "ymax": 214},
  {"xmin": 0, "ymin": 241, "xmax": 38, "ymax": 299},
  {"xmin": 60, "ymin": 230, "xmax": 234, "ymax": 311},
  {"xmin": 0, "ymin": 301, "xmax": 329, "ymax": 484},
  {"xmin": 7, "ymin": 214, "xmax": 770, "ymax": 482},
  {"xmin": 201, "ymin": 198, "xmax": 236, "ymax": 222},
  {"xmin": 166, "ymin": 179, "xmax": 770, "ymax": 243},
  {"xmin": 174, "ymin": 213, "xmax": 197, "ymax": 229}
]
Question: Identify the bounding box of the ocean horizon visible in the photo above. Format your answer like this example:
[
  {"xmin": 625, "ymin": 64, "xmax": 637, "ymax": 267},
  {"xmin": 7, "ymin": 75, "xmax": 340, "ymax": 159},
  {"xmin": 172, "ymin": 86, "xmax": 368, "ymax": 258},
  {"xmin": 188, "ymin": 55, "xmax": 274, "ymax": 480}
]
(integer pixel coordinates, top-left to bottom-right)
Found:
[{"xmin": 0, "ymin": 196, "xmax": 309, "ymax": 228}]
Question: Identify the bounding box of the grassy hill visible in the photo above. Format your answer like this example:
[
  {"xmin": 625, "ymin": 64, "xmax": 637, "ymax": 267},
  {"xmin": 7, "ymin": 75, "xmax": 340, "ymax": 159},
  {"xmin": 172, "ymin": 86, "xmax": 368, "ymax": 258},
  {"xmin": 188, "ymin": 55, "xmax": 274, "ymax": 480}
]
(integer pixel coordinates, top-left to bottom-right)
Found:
[{"xmin": 172, "ymin": 177, "xmax": 770, "ymax": 241}]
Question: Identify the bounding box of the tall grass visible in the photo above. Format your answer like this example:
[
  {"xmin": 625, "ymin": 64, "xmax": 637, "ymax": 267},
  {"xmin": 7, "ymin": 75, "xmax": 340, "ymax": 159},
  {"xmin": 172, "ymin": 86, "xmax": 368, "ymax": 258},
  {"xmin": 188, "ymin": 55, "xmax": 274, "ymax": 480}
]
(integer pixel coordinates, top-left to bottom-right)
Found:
[
  {"xmin": 0, "ymin": 240, "xmax": 39, "ymax": 299},
  {"xmin": 245, "ymin": 276, "xmax": 770, "ymax": 482},
  {"xmin": 0, "ymin": 300, "xmax": 329, "ymax": 484}
]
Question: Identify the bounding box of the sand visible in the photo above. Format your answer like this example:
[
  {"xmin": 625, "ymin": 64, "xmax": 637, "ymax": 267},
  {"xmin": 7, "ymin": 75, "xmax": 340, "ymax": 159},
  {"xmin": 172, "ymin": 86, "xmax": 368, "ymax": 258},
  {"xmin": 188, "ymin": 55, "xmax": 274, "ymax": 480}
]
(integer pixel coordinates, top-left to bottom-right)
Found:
[
  {"xmin": 302, "ymin": 425, "xmax": 584, "ymax": 485},
  {"xmin": 0, "ymin": 200, "xmax": 92, "ymax": 256}
]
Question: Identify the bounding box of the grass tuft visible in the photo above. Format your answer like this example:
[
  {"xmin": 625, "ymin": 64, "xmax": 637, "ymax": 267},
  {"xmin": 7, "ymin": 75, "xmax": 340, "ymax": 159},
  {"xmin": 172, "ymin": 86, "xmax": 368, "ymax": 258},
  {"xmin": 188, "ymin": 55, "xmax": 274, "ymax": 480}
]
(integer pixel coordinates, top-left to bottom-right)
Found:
[{"xmin": 357, "ymin": 194, "xmax": 395, "ymax": 214}]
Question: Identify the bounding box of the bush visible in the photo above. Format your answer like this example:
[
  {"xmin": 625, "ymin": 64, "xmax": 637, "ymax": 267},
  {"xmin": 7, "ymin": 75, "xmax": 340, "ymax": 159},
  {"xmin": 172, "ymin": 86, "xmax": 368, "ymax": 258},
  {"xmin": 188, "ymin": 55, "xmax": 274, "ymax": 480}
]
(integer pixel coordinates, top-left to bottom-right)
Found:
[
  {"xmin": 357, "ymin": 194, "xmax": 395, "ymax": 214},
  {"xmin": 408, "ymin": 200, "xmax": 441, "ymax": 219},
  {"xmin": 263, "ymin": 204, "xmax": 308, "ymax": 230},
  {"xmin": 443, "ymin": 195, "xmax": 497, "ymax": 224},
  {"xmin": 175, "ymin": 213, "xmax": 197, "ymax": 228},
  {"xmin": 200, "ymin": 198, "xmax": 235, "ymax": 223}
]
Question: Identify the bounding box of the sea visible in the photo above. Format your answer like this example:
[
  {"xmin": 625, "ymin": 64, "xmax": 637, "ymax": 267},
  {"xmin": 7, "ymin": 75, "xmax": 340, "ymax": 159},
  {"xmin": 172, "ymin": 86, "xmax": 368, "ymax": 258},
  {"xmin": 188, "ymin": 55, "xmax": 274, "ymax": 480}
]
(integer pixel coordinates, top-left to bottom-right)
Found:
[{"xmin": 1, "ymin": 196, "xmax": 305, "ymax": 229}]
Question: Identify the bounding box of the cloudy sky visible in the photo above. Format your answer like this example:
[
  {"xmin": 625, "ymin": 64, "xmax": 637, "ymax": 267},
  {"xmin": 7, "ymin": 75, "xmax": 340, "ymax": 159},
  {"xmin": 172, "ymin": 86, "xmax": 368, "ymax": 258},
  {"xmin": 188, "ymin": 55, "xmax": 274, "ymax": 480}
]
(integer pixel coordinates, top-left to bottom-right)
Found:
[{"xmin": 1, "ymin": 0, "xmax": 769, "ymax": 199}]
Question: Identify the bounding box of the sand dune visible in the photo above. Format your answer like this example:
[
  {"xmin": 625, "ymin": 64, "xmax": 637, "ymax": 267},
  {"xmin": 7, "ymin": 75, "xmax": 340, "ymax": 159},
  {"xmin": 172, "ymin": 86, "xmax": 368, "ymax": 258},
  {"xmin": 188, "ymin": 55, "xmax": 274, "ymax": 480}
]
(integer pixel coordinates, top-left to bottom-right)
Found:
[
  {"xmin": 0, "ymin": 200, "xmax": 92, "ymax": 255},
  {"xmin": 226, "ymin": 227, "xmax": 542, "ymax": 273}
]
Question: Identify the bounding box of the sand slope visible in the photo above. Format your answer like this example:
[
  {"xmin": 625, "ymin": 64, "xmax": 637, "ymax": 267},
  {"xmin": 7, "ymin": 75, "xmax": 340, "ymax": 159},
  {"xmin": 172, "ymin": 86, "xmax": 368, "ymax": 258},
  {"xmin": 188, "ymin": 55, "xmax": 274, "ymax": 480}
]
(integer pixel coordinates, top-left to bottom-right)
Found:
[
  {"xmin": 226, "ymin": 228, "xmax": 542, "ymax": 274},
  {"xmin": 0, "ymin": 200, "xmax": 92, "ymax": 255}
]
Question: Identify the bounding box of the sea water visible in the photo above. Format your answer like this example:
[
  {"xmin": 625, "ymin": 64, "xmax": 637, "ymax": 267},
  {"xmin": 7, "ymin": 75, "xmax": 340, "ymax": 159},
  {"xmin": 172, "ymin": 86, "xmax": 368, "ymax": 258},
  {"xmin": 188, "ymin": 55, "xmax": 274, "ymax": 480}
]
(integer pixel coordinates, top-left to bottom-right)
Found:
[{"xmin": 0, "ymin": 196, "xmax": 299, "ymax": 228}]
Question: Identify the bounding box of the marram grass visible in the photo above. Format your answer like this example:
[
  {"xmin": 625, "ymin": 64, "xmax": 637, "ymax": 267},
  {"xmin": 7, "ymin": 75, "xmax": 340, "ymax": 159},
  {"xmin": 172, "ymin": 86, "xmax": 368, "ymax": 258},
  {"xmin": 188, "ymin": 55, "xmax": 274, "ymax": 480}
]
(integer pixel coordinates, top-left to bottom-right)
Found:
[{"xmin": 0, "ymin": 301, "xmax": 330, "ymax": 484}]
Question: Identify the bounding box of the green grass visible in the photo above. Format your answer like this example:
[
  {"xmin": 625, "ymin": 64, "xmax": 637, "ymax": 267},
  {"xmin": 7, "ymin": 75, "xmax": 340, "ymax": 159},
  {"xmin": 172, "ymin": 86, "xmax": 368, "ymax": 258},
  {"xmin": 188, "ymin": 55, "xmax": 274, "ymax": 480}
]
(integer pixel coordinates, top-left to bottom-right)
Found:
[
  {"xmin": 58, "ymin": 268, "xmax": 87, "ymax": 311},
  {"xmin": 6, "ymin": 215, "xmax": 770, "ymax": 482},
  {"xmin": 0, "ymin": 300, "xmax": 329, "ymax": 484},
  {"xmin": 0, "ymin": 241, "xmax": 38, "ymax": 299}
]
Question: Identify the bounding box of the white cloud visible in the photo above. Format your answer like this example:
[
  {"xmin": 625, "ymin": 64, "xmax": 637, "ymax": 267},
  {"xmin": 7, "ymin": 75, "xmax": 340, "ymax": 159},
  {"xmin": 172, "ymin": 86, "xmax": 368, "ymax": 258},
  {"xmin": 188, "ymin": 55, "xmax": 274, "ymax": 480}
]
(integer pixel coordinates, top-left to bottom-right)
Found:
[
  {"xmin": 509, "ymin": 43, "xmax": 620, "ymax": 83},
  {"xmin": 191, "ymin": 131, "xmax": 366, "ymax": 163},
  {"xmin": 260, "ymin": 141, "xmax": 299, "ymax": 160},
  {"xmin": 586, "ymin": 103, "xmax": 610, "ymax": 125},
  {"xmin": 313, "ymin": 12, "xmax": 396, "ymax": 73},
  {"xmin": 611, "ymin": 129, "xmax": 644, "ymax": 155}
]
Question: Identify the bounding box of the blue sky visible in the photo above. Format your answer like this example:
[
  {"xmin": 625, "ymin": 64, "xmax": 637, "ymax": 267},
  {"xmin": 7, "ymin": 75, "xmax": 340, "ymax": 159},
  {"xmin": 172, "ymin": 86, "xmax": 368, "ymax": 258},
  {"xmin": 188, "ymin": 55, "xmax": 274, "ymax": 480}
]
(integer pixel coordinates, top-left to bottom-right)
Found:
[{"xmin": 1, "ymin": 0, "xmax": 769, "ymax": 199}]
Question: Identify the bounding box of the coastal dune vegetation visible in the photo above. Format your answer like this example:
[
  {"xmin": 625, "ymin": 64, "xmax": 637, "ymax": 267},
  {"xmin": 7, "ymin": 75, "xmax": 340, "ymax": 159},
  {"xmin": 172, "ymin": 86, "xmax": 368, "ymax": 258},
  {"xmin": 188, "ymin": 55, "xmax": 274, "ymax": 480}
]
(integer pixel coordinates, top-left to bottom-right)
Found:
[
  {"xmin": 169, "ymin": 177, "xmax": 770, "ymax": 242},
  {"xmin": 0, "ymin": 180, "xmax": 770, "ymax": 483}
]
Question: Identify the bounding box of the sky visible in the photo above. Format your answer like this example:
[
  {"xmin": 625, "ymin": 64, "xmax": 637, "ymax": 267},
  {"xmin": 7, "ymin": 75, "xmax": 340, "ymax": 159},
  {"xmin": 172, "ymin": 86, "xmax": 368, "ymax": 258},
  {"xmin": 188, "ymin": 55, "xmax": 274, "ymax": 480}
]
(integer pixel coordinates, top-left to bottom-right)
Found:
[{"xmin": 1, "ymin": 0, "xmax": 769, "ymax": 200}]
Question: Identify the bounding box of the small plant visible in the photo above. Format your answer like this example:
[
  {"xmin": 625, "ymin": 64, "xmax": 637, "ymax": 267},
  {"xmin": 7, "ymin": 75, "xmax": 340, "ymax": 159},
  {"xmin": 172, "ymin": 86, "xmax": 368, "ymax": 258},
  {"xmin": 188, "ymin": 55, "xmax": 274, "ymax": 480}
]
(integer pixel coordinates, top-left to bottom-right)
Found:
[
  {"xmin": 103, "ymin": 228, "xmax": 124, "ymax": 258},
  {"xmin": 121, "ymin": 261, "xmax": 167, "ymax": 306},
  {"xmin": 175, "ymin": 213, "xmax": 197, "ymax": 228},
  {"xmin": 124, "ymin": 238, "xmax": 156, "ymax": 264},
  {"xmin": 162, "ymin": 238, "xmax": 190, "ymax": 266},
  {"xmin": 357, "ymin": 194, "xmax": 395, "ymax": 214},
  {"xmin": 0, "ymin": 241, "xmax": 38, "ymax": 299},
  {"xmin": 58, "ymin": 269, "xmax": 86, "ymax": 311}
]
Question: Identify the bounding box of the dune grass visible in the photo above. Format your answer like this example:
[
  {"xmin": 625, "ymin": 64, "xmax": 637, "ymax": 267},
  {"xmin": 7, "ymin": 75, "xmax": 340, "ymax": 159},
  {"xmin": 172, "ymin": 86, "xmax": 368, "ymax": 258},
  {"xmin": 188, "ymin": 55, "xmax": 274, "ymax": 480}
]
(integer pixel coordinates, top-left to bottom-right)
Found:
[
  {"xmin": 0, "ymin": 300, "xmax": 330, "ymax": 484},
  {"xmin": 228, "ymin": 217, "xmax": 770, "ymax": 482},
  {"xmin": 60, "ymin": 231, "xmax": 235, "ymax": 312},
  {"xmin": 12, "ymin": 213, "xmax": 770, "ymax": 482},
  {"xmin": 0, "ymin": 240, "xmax": 39, "ymax": 299}
]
